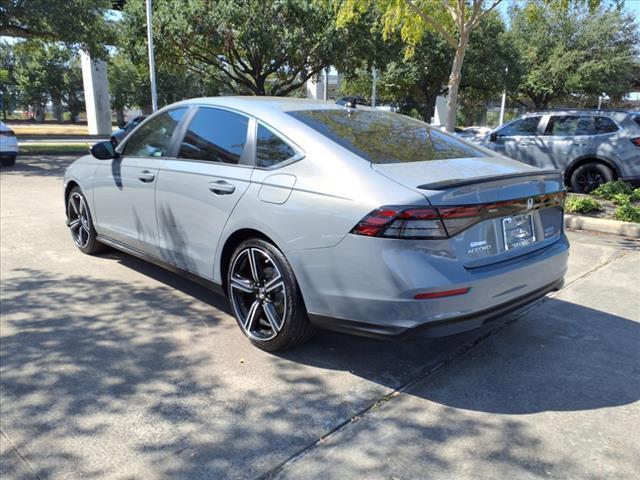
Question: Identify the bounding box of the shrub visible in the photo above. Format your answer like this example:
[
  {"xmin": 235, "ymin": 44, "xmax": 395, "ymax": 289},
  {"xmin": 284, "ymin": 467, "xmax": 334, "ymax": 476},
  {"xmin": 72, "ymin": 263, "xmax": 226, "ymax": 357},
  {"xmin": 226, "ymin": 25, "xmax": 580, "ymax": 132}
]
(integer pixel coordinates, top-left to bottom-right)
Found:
[
  {"xmin": 565, "ymin": 195, "xmax": 602, "ymax": 214},
  {"xmin": 611, "ymin": 193, "xmax": 632, "ymax": 206},
  {"xmin": 614, "ymin": 204, "xmax": 640, "ymax": 223},
  {"xmin": 631, "ymin": 188, "xmax": 640, "ymax": 202},
  {"xmin": 592, "ymin": 180, "xmax": 634, "ymax": 200}
]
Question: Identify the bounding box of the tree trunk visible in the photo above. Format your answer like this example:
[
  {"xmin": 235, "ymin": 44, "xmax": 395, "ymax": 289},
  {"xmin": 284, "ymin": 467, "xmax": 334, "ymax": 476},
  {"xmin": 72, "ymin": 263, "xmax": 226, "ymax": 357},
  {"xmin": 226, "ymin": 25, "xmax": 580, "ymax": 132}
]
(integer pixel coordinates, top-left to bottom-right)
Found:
[
  {"xmin": 445, "ymin": 34, "xmax": 469, "ymax": 133},
  {"xmin": 116, "ymin": 108, "xmax": 125, "ymax": 126},
  {"xmin": 35, "ymin": 105, "xmax": 45, "ymax": 122},
  {"xmin": 52, "ymin": 96, "xmax": 64, "ymax": 122}
]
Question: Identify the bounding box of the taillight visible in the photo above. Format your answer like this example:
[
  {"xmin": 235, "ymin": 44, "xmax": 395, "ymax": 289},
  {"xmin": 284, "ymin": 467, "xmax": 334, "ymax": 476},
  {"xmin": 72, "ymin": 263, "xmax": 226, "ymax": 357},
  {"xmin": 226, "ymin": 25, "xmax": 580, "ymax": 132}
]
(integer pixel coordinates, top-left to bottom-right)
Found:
[
  {"xmin": 351, "ymin": 206, "xmax": 448, "ymax": 239},
  {"xmin": 630, "ymin": 137, "xmax": 640, "ymax": 147},
  {"xmin": 351, "ymin": 192, "xmax": 565, "ymax": 240},
  {"xmin": 0, "ymin": 129, "xmax": 15, "ymax": 136}
]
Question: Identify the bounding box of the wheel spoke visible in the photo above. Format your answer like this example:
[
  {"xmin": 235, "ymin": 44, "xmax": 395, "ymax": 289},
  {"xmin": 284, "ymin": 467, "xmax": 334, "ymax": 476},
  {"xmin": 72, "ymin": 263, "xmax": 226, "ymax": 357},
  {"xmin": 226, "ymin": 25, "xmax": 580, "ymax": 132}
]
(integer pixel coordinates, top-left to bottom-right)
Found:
[
  {"xmin": 69, "ymin": 219, "xmax": 81, "ymax": 230},
  {"xmin": 244, "ymin": 300, "xmax": 261, "ymax": 331},
  {"xmin": 230, "ymin": 275, "xmax": 256, "ymax": 294},
  {"xmin": 263, "ymin": 273, "xmax": 282, "ymax": 292},
  {"xmin": 70, "ymin": 198, "xmax": 79, "ymax": 215},
  {"xmin": 263, "ymin": 302, "xmax": 282, "ymax": 333},
  {"xmin": 248, "ymin": 248, "xmax": 261, "ymax": 283}
]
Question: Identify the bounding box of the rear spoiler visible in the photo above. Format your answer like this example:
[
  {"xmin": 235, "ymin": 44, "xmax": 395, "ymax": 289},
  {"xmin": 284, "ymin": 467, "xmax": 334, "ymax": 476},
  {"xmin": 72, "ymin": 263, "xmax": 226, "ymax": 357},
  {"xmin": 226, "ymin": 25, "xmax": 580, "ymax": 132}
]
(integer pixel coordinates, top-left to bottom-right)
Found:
[{"xmin": 417, "ymin": 170, "xmax": 564, "ymax": 191}]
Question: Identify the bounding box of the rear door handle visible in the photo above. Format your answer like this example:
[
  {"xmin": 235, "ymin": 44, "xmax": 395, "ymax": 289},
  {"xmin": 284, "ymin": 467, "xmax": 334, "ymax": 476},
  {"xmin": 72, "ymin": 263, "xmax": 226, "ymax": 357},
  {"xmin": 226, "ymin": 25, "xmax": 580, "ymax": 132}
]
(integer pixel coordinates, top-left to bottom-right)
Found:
[
  {"xmin": 138, "ymin": 170, "xmax": 155, "ymax": 182},
  {"xmin": 208, "ymin": 180, "xmax": 236, "ymax": 195}
]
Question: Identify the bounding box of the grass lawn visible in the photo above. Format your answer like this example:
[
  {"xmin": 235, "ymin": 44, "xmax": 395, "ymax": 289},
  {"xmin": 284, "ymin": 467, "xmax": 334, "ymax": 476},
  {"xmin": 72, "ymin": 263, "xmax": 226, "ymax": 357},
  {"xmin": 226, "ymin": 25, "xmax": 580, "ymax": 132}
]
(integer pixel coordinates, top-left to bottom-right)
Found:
[
  {"xmin": 19, "ymin": 144, "xmax": 91, "ymax": 155},
  {"xmin": 8, "ymin": 123, "xmax": 91, "ymax": 136}
]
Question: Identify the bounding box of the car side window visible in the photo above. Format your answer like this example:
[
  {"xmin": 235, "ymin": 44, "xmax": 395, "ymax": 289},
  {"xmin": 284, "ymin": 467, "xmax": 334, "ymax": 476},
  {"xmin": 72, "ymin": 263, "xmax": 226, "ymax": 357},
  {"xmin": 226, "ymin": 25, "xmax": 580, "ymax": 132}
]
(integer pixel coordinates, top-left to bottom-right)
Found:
[
  {"xmin": 593, "ymin": 116, "xmax": 618, "ymax": 134},
  {"xmin": 256, "ymin": 124, "xmax": 296, "ymax": 168},
  {"xmin": 497, "ymin": 117, "xmax": 540, "ymax": 137},
  {"xmin": 178, "ymin": 108, "xmax": 249, "ymax": 164},
  {"xmin": 545, "ymin": 116, "xmax": 581, "ymax": 136},
  {"xmin": 545, "ymin": 115, "xmax": 619, "ymax": 136},
  {"xmin": 123, "ymin": 108, "xmax": 186, "ymax": 157}
]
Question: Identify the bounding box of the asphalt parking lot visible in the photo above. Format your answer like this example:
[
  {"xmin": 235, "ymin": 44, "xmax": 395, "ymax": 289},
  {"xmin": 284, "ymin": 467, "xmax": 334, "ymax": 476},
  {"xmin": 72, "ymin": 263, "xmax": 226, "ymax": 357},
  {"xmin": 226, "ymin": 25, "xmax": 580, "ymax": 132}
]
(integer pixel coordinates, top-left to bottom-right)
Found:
[{"xmin": 1, "ymin": 155, "xmax": 639, "ymax": 480}]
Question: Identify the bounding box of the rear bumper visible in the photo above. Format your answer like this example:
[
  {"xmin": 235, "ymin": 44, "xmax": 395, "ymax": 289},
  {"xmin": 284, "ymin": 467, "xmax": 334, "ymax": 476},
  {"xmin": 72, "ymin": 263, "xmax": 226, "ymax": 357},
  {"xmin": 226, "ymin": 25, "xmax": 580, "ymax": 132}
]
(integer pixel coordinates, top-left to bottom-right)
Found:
[
  {"xmin": 309, "ymin": 277, "xmax": 564, "ymax": 339},
  {"xmin": 289, "ymin": 232, "xmax": 570, "ymax": 339}
]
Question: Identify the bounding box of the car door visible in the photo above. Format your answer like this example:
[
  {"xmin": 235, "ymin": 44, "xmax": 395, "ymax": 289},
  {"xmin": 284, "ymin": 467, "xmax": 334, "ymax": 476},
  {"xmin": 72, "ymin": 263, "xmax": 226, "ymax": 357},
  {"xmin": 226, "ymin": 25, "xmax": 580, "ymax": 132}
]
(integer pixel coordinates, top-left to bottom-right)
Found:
[
  {"xmin": 490, "ymin": 116, "xmax": 544, "ymax": 165},
  {"xmin": 92, "ymin": 108, "xmax": 187, "ymax": 254},
  {"xmin": 154, "ymin": 106, "xmax": 253, "ymax": 279},
  {"xmin": 541, "ymin": 115, "xmax": 619, "ymax": 170}
]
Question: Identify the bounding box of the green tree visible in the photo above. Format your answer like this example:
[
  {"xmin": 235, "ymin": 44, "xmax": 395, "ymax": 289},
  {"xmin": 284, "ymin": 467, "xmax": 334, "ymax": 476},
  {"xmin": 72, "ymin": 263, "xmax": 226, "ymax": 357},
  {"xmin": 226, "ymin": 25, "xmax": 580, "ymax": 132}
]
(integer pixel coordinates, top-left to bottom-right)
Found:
[
  {"xmin": 63, "ymin": 59, "xmax": 85, "ymax": 123},
  {"xmin": 11, "ymin": 40, "xmax": 84, "ymax": 122},
  {"xmin": 0, "ymin": 0, "xmax": 115, "ymax": 56},
  {"xmin": 337, "ymin": 0, "xmax": 505, "ymax": 132},
  {"xmin": 0, "ymin": 41, "xmax": 19, "ymax": 121},
  {"xmin": 120, "ymin": 0, "xmax": 347, "ymax": 96},
  {"xmin": 339, "ymin": 11, "xmax": 519, "ymax": 125},
  {"xmin": 509, "ymin": 0, "xmax": 638, "ymax": 108}
]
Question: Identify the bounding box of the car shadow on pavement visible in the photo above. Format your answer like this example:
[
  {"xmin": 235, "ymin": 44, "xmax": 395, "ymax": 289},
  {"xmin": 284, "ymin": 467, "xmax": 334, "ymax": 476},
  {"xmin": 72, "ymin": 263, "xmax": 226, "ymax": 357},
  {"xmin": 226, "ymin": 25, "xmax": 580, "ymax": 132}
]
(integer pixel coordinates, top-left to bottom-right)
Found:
[
  {"xmin": 0, "ymin": 155, "xmax": 75, "ymax": 177},
  {"xmin": 2, "ymin": 262, "xmax": 638, "ymax": 479}
]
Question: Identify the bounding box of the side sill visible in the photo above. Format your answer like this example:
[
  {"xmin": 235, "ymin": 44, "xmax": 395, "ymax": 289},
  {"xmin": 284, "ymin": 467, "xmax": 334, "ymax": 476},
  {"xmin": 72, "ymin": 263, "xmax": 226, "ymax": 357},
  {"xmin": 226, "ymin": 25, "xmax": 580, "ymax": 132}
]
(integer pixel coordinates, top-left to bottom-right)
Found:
[{"xmin": 96, "ymin": 235, "xmax": 226, "ymax": 297}]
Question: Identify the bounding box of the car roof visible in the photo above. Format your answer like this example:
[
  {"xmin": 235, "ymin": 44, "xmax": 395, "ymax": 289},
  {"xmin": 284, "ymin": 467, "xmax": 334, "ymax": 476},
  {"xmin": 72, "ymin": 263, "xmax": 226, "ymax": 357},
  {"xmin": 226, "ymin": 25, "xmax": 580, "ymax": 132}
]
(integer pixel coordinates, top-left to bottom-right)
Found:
[
  {"xmin": 522, "ymin": 109, "xmax": 637, "ymax": 121},
  {"xmin": 169, "ymin": 96, "xmax": 374, "ymax": 116}
]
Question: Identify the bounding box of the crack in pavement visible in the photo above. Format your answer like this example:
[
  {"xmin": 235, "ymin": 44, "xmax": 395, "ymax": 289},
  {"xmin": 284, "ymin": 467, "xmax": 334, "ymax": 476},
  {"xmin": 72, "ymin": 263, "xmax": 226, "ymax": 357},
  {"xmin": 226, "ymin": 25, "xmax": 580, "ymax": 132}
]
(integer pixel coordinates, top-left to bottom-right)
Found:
[
  {"xmin": 255, "ymin": 247, "xmax": 635, "ymax": 480},
  {"xmin": 1, "ymin": 429, "xmax": 41, "ymax": 480}
]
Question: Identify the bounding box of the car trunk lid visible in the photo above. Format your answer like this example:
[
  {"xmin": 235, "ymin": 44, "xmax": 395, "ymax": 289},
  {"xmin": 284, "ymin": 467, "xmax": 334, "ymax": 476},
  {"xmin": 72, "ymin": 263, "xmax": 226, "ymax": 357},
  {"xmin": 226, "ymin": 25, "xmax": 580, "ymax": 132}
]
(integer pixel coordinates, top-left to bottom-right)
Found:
[{"xmin": 372, "ymin": 157, "xmax": 566, "ymax": 268}]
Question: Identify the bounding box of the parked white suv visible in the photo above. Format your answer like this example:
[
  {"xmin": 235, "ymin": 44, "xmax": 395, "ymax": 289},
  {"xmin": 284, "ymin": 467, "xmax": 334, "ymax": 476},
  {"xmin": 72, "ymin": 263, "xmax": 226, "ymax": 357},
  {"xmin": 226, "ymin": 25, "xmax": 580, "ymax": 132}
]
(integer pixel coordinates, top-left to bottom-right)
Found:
[
  {"xmin": 0, "ymin": 122, "xmax": 18, "ymax": 166},
  {"xmin": 480, "ymin": 110, "xmax": 640, "ymax": 193}
]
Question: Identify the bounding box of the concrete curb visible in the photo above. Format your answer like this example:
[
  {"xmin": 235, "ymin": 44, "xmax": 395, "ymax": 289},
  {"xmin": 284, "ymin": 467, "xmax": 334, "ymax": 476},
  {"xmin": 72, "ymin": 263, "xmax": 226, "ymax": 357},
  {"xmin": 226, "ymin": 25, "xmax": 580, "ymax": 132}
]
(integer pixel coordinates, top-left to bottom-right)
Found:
[{"xmin": 565, "ymin": 214, "xmax": 640, "ymax": 238}]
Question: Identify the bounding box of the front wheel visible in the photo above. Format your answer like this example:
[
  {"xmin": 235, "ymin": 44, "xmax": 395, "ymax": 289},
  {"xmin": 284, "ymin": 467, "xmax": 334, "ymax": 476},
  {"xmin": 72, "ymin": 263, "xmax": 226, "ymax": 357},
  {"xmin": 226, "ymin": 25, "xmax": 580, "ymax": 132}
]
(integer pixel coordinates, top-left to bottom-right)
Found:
[
  {"xmin": 67, "ymin": 186, "xmax": 107, "ymax": 254},
  {"xmin": 570, "ymin": 162, "xmax": 614, "ymax": 193},
  {"xmin": 227, "ymin": 238, "xmax": 315, "ymax": 351}
]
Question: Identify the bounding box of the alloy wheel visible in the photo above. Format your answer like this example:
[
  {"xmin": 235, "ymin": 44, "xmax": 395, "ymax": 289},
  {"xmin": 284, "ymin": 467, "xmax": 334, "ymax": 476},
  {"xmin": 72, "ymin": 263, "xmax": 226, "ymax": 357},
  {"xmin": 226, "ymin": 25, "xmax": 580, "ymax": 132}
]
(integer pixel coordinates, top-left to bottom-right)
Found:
[
  {"xmin": 576, "ymin": 169, "xmax": 605, "ymax": 193},
  {"xmin": 229, "ymin": 247, "xmax": 287, "ymax": 341},
  {"xmin": 68, "ymin": 192, "xmax": 91, "ymax": 248}
]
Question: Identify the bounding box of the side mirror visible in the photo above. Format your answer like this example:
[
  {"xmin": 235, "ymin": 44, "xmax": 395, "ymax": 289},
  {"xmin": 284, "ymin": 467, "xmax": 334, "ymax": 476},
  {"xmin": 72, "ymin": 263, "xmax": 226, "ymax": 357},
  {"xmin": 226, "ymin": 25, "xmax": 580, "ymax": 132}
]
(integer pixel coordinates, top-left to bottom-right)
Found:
[
  {"xmin": 489, "ymin": 131, "xmax": 498, "ymax": 142},
  {"xmin": 90, "ymin": 140, "xmax": 117, "ymax": 160}
]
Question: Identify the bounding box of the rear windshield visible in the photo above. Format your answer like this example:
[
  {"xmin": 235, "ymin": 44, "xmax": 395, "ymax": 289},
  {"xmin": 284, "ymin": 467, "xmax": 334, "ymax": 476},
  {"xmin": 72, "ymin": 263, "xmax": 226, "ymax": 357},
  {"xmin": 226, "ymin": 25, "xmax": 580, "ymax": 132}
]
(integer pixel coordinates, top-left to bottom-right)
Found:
[{"xmin": 287, "ymin": 109, "xmax": 483, "ymax": 163}]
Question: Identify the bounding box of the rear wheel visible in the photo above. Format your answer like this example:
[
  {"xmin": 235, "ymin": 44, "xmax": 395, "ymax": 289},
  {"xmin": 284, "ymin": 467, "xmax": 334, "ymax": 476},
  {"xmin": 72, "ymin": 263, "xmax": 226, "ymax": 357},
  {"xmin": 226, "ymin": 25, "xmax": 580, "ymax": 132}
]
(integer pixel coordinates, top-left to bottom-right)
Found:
[
  {"xmin": 0, "ymin": 155, "xmax": 16, "ymax": 167},
  {"xmin": 227, "ymin": 238, "xmax": 315, "ymax": 351},
  {"xmin": 570, "ymin": 162, "xmax": 614, "ymax": 193},
  {"xmin": 67, "ymin": 186, "xmax": 107, "ymax": 254}
]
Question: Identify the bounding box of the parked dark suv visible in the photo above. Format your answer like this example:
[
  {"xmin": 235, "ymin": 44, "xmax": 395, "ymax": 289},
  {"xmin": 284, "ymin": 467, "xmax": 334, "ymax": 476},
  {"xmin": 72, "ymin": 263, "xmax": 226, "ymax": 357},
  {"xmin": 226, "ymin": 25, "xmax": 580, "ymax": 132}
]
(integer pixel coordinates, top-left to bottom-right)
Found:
[{"xmin": 481, "ymin": 110, "xmax": 640, "ymax": 192}]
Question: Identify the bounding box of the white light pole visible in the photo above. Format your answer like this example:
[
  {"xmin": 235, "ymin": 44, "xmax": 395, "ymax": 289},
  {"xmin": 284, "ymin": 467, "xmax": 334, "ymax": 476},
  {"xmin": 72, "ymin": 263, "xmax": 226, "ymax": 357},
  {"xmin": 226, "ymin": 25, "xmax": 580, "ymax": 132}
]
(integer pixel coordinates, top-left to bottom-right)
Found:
[
  {"xmin": 323, "ymin": 68, "xmax": 328, "ymax": 101},
  {"xmin": 146, "ymin": 0, "xmax": 158, "ymax": 112},
  {"xmin": 498, "ymin": 65, "xmax": 508, "ymax": 126},
  {"xmin": 371, "ymin": 67, "xmax": 377, "ymax": 108}
]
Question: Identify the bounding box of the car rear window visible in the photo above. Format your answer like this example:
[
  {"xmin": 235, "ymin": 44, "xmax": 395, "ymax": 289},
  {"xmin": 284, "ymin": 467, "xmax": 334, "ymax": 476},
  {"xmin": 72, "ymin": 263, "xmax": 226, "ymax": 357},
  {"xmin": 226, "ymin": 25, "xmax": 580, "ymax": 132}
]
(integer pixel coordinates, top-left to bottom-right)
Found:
[{"xmin": 287, "ymin": 109, "xmax": 482, "ymax": 163}]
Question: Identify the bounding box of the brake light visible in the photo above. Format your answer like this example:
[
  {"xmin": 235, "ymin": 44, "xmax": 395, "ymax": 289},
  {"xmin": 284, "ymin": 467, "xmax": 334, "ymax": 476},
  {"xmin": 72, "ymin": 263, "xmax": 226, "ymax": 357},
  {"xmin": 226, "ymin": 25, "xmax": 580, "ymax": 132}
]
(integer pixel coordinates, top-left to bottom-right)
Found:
[
  {"xmin": 631, "ymin": 137, "xmax": 640, "ymax": 147},
  {"xmin": 351, "ymin": 206, "xmax": 447, "ymax": 239},
  {"xmin": 351, "ymin": 192, "xmax": 565, "ymax": 240},
  {"xmin": 415, "ymin": 287, "xmax": 470, "ymax": 299},
  {"xmin": 0, "ymin": 129, "xmax": 14, "ymax": 136}
]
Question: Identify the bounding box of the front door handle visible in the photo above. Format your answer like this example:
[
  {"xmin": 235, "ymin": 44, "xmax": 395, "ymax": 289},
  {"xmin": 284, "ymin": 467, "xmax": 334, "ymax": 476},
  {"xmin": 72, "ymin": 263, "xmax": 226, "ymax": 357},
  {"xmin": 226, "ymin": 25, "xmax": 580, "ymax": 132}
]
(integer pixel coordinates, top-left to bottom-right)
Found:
[
  {"xmin": 208, "ymin": 180, "xmax": 236, "ymax": 195},
  {"xmin": 138, "ymin": 170, "xmax": 155, "ymax": 183}
]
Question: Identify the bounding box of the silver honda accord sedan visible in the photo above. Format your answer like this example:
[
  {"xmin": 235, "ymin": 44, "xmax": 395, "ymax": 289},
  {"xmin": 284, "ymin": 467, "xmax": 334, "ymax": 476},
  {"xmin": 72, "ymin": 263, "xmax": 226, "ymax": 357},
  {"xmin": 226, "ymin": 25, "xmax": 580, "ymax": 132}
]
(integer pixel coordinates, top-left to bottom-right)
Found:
[{"xmin": 64, "ymin": 97, "xmax": 569, "ymax": 351}]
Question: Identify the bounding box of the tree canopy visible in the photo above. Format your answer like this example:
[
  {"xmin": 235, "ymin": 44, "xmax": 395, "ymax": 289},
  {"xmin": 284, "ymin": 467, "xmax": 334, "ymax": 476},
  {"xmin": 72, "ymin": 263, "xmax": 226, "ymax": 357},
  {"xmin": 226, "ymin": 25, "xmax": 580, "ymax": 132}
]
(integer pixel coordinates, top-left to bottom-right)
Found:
[
  {"xmin": 509, "ymin": 0, "xmax": 639, "ymax": 108},
  {"xmin": 0, "ymin": 0, "xmax": 116, "ymax": 56},
  {"xmin": 120, "ymin": 0, "xmax": 353, "ymax": 96}
]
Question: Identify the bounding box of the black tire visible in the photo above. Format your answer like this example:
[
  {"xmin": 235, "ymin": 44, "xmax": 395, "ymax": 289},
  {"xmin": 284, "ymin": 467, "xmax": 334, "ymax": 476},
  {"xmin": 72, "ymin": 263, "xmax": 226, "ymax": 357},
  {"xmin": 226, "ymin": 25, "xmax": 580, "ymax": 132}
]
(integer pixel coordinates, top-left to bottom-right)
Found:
[
  {"xmin": 569, "ymin": 162, "xmax": 615, "ymax": 193},
  {"xmin": 66, "ymin": 186, "xmax": 108, "ymax": 254},
  {"xmin": 227, "ymin": 238, "xmax": 315, "ymax": 351},
  {"xmin": 0, "ymin": 155, "xmax": 16, "ymax": 167}
]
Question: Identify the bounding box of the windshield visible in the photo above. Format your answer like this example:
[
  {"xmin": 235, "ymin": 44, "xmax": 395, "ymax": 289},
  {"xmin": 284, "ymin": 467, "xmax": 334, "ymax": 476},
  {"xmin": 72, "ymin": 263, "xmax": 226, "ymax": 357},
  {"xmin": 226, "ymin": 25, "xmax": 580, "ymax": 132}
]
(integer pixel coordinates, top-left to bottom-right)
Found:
[{"xmin": 287, "ymin": 109, "xmax": 483, "ymax": 164}]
